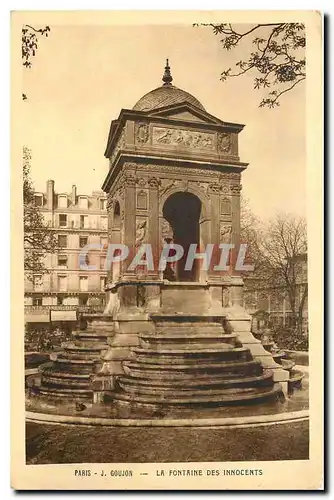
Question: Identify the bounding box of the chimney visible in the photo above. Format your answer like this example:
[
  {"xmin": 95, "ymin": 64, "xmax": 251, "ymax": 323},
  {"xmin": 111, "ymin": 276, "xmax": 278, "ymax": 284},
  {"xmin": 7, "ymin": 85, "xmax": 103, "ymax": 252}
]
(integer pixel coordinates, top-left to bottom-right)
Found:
[
  {"xmin": 46, "ymin": 180, "xmax": 54, "ymax": 210},
  {"xmin": 71, "ymin": 184, "xmax": 77, "ymax": 205}
]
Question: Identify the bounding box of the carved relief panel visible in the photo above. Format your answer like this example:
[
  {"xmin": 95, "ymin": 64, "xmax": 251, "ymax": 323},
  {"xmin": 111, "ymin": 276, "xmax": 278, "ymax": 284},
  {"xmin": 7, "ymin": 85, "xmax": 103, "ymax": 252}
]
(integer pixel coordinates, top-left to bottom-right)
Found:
[
  {"xmin": 220, "ymin": 197, "xmax": 232, "ymax": 215},
  {"xmin": 135, "ymin": 122, "xmax": 149, "ymax": 144},
  {"xmin": 217, "ymin": 133, "xmax": 232, "ymax": 154},
  {"xmin": 152, "ymin": 126, "xmax": 215, "ymax": 150},
  {"xmin": 217, "ymin": 132, "xmax": 238, "ymax": 156},
  {"xmin": 137, "ymin": 190, "xmax": 148, "ymax": 210}
]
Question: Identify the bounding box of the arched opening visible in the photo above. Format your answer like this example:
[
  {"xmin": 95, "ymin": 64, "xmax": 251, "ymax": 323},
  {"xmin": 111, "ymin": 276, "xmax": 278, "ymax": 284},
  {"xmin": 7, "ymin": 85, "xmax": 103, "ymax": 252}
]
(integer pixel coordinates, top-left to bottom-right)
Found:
[{"xmin": 163, "ymin": 192, "xmax": 201, "ymax": 282}]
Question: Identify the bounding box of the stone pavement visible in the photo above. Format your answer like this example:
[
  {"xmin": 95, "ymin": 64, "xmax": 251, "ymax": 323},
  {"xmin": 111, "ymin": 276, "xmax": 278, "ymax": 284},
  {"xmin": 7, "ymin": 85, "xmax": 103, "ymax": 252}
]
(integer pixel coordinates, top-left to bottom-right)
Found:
[{"xmin": 26, "ymin": 420, "xmax": 309, "ymax": 464}]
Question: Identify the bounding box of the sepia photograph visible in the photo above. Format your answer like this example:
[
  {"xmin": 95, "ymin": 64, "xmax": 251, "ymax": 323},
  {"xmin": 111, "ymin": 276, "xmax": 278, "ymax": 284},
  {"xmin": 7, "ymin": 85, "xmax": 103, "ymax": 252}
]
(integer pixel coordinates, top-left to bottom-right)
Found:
[{"xmin": 11, "ymin": 10, "xmax": 323, "ymax": 490}]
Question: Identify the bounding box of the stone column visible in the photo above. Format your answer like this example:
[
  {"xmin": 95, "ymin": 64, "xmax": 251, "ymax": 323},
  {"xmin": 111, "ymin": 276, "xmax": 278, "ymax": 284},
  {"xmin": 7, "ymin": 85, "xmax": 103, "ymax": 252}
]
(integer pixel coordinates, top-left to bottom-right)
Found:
[
  {"xmin": 147, "ymin": 177, "xmax": 161, "ymax": 278},
  {"xmin": 122, "ymin": 172, "xmax": 136, "ymax": 275},
  {"xmin": 120, "ymin": 171, "xmax": 137, "ymax": 308},
  {"xmin": 208, "ymin": 182, "xmax": 221, "ymax": 280}
]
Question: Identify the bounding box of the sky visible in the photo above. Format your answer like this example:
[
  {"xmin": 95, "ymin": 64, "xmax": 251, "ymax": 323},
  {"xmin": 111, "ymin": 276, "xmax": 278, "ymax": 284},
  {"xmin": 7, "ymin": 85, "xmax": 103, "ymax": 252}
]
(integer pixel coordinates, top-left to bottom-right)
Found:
[{"xmin": 22, "ymin": 24, "xmax": 306, "ymax": 219}]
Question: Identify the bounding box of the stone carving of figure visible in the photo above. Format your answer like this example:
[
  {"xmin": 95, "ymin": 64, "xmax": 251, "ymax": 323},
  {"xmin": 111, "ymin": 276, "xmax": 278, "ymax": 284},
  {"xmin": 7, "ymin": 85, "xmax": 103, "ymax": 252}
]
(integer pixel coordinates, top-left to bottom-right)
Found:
[
  {"xmin": 135, "ymin": 220, "xmax": 147, "ymax": 247},
  {"xmin": 202, "ymin": 136, "xmax": 213, "ymax": 148},
  {"xmin": 157, "ymin": 129, "xmax": 173, "ymax": 144},
  {"xmin": 161, "ymin": 218, "xmax": 173, "ymax": 242},
  {"xmin": 175, "ymin": 130, "xmax": 184, "ymax": 143},
  {"xmin": 220, "ymin": 224, "xmax": 232, "ymax": 243},
  {"xmin": 160, "ymin": 218, "xmax": 176, "ymax": 281}
]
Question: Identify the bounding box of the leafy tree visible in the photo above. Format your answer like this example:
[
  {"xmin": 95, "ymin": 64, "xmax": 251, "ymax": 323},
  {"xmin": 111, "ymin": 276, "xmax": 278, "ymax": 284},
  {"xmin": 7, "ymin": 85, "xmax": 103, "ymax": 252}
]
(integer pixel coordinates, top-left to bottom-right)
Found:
[
  {"xmin": 197, "ymin": 23, "xmax": 305, "ymax": 107},
  {"xmin": 22, "ymin": 24, "xmax": 50, "ymax": 100},
  {"xmin": 23, "ymin": 147, "xmax": 57, "ymax": 280}
]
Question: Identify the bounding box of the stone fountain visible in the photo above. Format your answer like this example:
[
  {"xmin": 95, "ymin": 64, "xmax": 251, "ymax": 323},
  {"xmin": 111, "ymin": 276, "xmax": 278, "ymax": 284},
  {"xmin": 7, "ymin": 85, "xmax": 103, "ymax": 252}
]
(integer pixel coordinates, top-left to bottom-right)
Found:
[{"xmin": 28, "ymin": 61, "xmax": 306, "ymax": 418}]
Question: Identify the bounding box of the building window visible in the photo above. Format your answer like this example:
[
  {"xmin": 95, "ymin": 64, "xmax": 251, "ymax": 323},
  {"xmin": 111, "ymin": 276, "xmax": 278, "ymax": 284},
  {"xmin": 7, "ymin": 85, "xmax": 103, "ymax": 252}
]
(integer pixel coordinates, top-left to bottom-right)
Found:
[
  {"xmin": 32, "ymin": 297, "xmax": 42, "ymax": 306},
  {"xmin": 58, "ymin": 276, "xmax": 67, "ymax": 292},
  {"xmin": 100, "ymin": 257, "xmax": 106, "ymax": 270},
  {"xmin": 34, "ymin": 194, "xmax": 43, "ymax": 207},
  {"xmin": 59, "ymin": 214, "xmax": 67, "ymax": 227},
  {"xmin": 100, "ymin": 276, "xmax": 106, "ymax": 291},
  {"xmin": 100, "ymin": 199, "xmax": 106, "ymax": 210},
  {"xmin": 78, "ymin": 197, "xmax": 88, "ymax": 209},
  {"xmin": 57, "ymin": 255, "xmax": 68, "ymax": 268},
  {"xmin": 58, "ymin": 235, "xmax": 67, "ymax": 248},
  {"xmin": 58, "ymin": 195, "xmax": 68, "ymax": 208},
  {"xmin": 79, "ymin": 236, "xmax": 88, "ymax": 248},
  {"xmin": 33, "ymin": 275, "xmax": 43, "ymax": 291},
  {"xmin": 100, "ymin": 236, "xmax": 108, "ymax": 248},
  {"xmin": 100, "ymin": 216, "xmax": 108, "ymax": 230},
  {"xmin": 79, "ymin": 276, "xmax": 88, "ymax": 292},
  {"xmin": 80, "ymin": 215, "xmax": 88, "ymax": 229}
]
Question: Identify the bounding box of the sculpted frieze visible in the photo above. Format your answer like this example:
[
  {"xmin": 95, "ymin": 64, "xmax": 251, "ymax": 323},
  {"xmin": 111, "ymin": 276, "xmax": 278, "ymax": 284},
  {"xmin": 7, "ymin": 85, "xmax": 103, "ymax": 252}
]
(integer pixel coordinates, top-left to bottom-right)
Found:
[
  {"xmin": 219, "ymin": 172, "xmax": 241, "ymax": 182},
  {"xmin": 208, "ymin": 183, "xmax": 221, "ymax": 194},
  {"xmin": 230, "ymin": 184, "xmax": 242, "ymax": 195},
  {"xmin": 153, "ymin": 127, "xmax": 215, "ymax": 150}
]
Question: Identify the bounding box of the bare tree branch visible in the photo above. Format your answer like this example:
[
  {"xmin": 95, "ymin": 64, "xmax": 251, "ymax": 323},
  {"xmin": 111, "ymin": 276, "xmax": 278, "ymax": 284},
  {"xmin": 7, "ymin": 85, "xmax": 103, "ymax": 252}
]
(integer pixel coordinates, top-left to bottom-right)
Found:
[{"xmin": 195, "ymin": 22, "xmax": 305, "ymax": 108}]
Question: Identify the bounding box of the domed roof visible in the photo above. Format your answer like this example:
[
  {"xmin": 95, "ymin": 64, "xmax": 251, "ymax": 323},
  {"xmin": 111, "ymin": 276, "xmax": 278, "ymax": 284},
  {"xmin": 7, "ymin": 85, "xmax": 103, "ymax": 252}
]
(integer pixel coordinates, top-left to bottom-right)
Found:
[{"xmin": 133, "ymin": 59, "xmax": 206, "ymax": 113}]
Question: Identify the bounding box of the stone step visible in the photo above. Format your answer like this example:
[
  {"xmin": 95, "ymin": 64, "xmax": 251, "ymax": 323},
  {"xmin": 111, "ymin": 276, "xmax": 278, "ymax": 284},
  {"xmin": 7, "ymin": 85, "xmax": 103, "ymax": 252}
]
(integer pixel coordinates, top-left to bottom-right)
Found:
[
  {"xmin": 41, "ymin": 375, "xmax": 91, "ymax": 388},
  {"xmin": 140, "ymin": 331, "xmax": 236, "ymax": 339},
  {"xmin": 59, "ymin": 351, "xmax": 102, "ymax": 361},
  {"xmin": 72, "ymin": 330, "xmax": 113, "ymax": 340},
  {"xmin": 139, "ymin": 341, "xmax": 239, "ymax": 350},
  {"xmin": 117, "ymin": 370, "xmax": 273, "ymax": 390},
  {"xmin": 54, "ymin": 360, "xmax": 96, "ymax": 374},
  {"xmin": 139, "ymin": 333, "xmax": 238, "ymax": 349},
  {"xmin": 132, "ymin": 349, "xmax": 252, "ymax": 365},
  {"xmin": 154, "ymin": 325, "xmax": 225, "ymax": 335},
  {"xmin": 71, "ymin": 340, "xmax": 109, "ymax": 349},
  {"xmin": 38, "ymin": 387, "xmax": 92, "ymax": 400},
  {"xmin": 63, "ymin": 342, "xmax": 106, "ymax": 352},
  {"xmin": 123, "ymin": 359, "xmax": 262, "ymax": 376},
  {"xmin": 117, "ymin": 381, "xmax": 270, "ymax": 397},
  {"xmin": 113, "ymin": 383, "xmax": 282, "ymax": 406},
  {"xmin": 40, "ymin": 368, "xmax": 90, "ymax": 379},
  {"xmin": 120, "ymin": 364, "xmax": 264, "ymax": 387},
  {"xmin": 133, "ymin": 346, "xmax": 249, "ymax": 355},
  {"xmin": 55, "ymin": 357, "xmax": 95, "ymax": 364}
]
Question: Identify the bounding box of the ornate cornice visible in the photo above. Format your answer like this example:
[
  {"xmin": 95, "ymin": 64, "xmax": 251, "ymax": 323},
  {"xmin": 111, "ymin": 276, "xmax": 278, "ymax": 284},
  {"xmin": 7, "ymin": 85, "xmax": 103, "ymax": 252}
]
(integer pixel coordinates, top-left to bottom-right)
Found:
[{"xmin": 230, "ymin": 184, "xmax": 242, "ymax": 195}]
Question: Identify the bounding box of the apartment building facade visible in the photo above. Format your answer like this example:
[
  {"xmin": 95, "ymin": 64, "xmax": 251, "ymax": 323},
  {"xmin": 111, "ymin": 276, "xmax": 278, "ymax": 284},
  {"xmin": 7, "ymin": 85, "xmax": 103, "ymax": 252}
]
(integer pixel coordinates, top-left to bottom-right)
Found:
[{"xmin": 25, "ymin": 180, "xmax": 108, "ymax": 325}]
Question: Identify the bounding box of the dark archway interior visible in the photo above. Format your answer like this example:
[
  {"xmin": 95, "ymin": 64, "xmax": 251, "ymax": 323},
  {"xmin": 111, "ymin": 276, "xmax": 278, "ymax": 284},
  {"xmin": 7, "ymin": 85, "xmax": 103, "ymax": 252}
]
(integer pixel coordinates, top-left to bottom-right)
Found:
[{"xmin": 163, "ymin": 192, "xmax": 201, "ymax": 282}]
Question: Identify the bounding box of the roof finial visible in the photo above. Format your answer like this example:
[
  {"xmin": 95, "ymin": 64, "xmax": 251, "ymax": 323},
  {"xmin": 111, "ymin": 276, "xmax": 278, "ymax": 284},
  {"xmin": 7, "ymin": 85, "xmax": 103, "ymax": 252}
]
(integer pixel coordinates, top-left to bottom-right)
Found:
[{"xmin": 162, "ymin": 58, "xmax": 173, "ymax": 86}]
